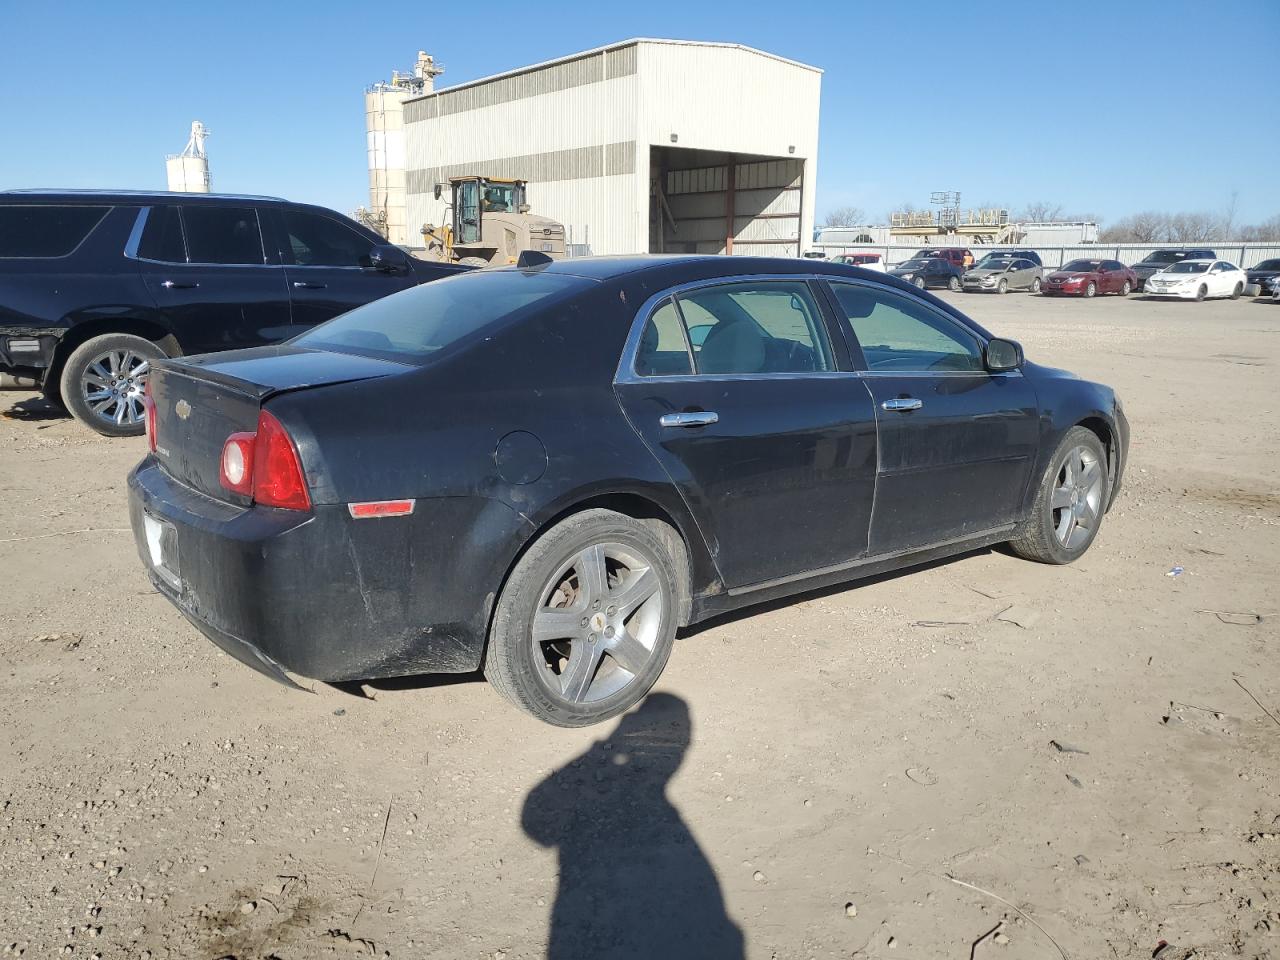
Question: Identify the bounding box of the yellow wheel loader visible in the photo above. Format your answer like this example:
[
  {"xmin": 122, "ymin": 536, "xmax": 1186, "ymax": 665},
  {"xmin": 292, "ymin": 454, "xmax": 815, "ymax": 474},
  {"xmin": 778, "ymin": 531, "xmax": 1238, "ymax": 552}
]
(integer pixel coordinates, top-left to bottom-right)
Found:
[{"xmin": 419, "ymin": 177, "xmax": 566, "ymax": 266}]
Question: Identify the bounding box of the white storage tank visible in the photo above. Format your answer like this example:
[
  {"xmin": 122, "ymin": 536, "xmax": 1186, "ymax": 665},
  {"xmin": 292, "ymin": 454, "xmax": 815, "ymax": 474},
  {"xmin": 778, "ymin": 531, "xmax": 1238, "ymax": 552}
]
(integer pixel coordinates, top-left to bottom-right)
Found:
[{"xmin": 165, "ymin": 121, "xmax": 210, "ymax": 193}]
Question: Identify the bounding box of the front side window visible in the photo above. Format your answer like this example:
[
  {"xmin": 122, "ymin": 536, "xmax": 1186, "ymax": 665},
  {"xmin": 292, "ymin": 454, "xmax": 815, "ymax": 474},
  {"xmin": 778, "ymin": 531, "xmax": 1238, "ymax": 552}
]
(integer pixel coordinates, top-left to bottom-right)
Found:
[
  {"xmin": 634, "ymin": 300, "xmax": 693, "ymax": 377},
  {"xmin": 0, "ymin": 205, "xmax": 110, "ymax": 258},
  {"xmin": 675, "ymin": 281, "xmax": 833, "ymax": 375},
  {"xmin": 830, "ymin": 282, "xmax": 983, "ymax": 373},
  {"xmin": 137, "ymin": 206, "xmax": 186, "ymax": 262},
  {"xmin": 181, "ymin": 206, "xmax": 264, "ymax": 265},
  {"xmin": 283, "ymin": 210, "xmax": 374, "ymax": 267}
]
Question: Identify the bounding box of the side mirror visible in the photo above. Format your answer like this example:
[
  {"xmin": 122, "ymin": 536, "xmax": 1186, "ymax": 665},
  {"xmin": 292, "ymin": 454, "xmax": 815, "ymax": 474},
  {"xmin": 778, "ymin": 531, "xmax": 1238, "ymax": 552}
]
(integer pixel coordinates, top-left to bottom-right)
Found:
[
  {"xmin": 986, "ymin": 338, "xmax": 1023, "ymax": 373},
  {"xmin": 367, "ymin": 244, "xmax": 409, "ymax": 273},
  {"xmin": 434, "ymin": 183, "xmax": 447, "ymax": 200}
]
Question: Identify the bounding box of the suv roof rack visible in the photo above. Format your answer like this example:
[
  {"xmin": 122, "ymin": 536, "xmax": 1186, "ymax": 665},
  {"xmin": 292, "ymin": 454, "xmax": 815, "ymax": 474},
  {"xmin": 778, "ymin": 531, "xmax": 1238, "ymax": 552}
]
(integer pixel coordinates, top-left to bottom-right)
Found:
[{"xmin": 1, "ymin": 188, "xmax": 287, "ymax": 202}]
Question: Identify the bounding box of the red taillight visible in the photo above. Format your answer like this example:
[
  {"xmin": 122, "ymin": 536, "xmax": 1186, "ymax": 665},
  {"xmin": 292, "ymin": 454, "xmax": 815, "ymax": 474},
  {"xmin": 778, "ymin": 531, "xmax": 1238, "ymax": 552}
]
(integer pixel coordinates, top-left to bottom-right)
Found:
[
  {"xmin": 217, "ymin": 410, "xmax": 311, "ymax": 511},
  {"xmin": 143, "ymin": 381, "xmax": 157, "ymax": 453}
]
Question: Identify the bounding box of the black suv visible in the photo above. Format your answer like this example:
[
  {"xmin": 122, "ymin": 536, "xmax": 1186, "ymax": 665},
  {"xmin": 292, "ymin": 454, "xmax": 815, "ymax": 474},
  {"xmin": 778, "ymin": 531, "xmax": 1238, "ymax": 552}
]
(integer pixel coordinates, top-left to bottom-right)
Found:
[
  {"xmin": 0, "ymin": 190, "xmax": 466, "ymax": 435},
  {"xmin": 1129, "ymin": 248, "xmax": 1216, "ymax": 291}
]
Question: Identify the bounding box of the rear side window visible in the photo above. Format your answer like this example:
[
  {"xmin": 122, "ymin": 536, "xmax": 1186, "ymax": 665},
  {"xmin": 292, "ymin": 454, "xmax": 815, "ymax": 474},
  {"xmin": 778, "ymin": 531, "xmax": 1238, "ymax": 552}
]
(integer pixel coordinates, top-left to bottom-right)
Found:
[
  {"xmin": 137, "ymin": 206, "xmax": 186, "ymax": 262},
  {"xmin": 181, "ymin": 206, "xmax": 264, "ymax": 265},
  {"xmin": 675, "ymin": 281, "xmax": 832, "ymax": 375},
  {"xmin": 0, "ymin": 205, "xmax": 109, "ymax": 258},
  {"xmin": 635, "ymin": 300, "xmax": 693, "ymax": 377},
  {"xmin": 282, "ymin": 210, "xmax": 374, "ymax": 267},
  {"xmin": 294, "ymin": 270, "xmax": 590, "ymax": 362}
]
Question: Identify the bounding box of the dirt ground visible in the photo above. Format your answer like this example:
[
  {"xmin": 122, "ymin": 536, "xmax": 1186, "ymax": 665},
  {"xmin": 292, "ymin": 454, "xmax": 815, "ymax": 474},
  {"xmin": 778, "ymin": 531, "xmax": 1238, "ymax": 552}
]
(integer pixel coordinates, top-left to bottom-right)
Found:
[{"xmin": 2, "ymin": 291, "xmax": 1278, "ymax": 960}]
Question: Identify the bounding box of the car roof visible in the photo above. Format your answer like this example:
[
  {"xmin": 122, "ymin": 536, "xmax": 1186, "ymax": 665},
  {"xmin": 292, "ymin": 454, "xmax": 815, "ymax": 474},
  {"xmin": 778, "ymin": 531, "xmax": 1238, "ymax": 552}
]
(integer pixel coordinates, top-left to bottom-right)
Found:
[
  {"xmin": 494, "ymin": 254, "xmax": 907, "ymax": 283},
  {"xmin": 0, "ymin": 188, "xmax": 287, "ymax": 203}
]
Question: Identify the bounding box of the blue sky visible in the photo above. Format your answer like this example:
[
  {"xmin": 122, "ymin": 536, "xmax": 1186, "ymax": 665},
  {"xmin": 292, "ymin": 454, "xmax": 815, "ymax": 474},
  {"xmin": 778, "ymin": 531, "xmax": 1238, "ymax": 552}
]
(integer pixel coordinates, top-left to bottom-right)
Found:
[{"xmin": 2, "ymin": 0, "xmax": 1277, "ymax": 226}]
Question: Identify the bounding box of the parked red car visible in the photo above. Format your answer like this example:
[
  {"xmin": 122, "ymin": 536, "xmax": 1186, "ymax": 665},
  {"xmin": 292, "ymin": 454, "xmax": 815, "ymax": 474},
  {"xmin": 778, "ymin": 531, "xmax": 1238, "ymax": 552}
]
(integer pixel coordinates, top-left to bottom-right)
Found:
[
  {"xmin": 919, "ymin": 247, "xmax": 974, "ymax": 269},
  {"xmin": 1041, "ymin": 259, "xmax": 1136, "ymax": 298}
]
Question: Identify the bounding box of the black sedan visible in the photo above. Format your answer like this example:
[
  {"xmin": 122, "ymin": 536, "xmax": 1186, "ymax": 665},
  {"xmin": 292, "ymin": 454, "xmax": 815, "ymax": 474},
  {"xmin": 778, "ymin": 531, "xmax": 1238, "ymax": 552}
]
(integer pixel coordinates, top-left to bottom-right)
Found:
[
  {"xmin": 1246, "ymin": 258, "xmax": 1280, "ymax": 296},
  {"xmin": 888, "ymin": 256, "xmax": 964, "ymax": 291},
  {"xmin": 129, "ymin": 256, "xmax": 1129, "ymax": 726}
]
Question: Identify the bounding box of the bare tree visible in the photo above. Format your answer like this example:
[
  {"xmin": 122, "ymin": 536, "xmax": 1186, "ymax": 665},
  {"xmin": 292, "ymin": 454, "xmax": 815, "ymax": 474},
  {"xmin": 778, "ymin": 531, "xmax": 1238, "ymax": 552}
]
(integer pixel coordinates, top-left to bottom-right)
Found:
[
  {"xmin": 1221, "ymin": 190, "xmax": 1239, "ymax": 240},
  {"xmin": 1236, "ymin": 214, "xmax": 1280, "ymax": 241},
  {"xmin": 1105, "ymin": 211, "xmax": 1170, "ymax": 243},
  {"xmin": 1018, "ymin": 201, "xmax": 1065, "ymax": 222},
  {"xmin": 822, "ymin": 205, "xmax": 866, "ymax": 228},
  {"xmin": 1167, "ymin": 211, "xmax": 1223, "ymax": 243}
]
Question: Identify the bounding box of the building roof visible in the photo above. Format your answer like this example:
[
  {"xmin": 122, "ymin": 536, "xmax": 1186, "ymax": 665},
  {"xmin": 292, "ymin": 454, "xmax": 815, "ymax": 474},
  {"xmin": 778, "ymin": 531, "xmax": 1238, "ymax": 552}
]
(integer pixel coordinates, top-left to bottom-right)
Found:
[{"xmin": 405, "ymin": 38, "xmax": 822, "ymax": 104}]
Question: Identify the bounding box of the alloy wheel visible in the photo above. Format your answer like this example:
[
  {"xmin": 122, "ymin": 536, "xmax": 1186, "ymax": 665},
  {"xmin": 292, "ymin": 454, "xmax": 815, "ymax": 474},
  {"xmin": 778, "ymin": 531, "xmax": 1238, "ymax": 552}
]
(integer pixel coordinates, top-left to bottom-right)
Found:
[
  {"xmin": 1032, "ymin": 277, "xmax": 1042, "ymax": 293},
  {"xmin": 80, "ymin": 349, "xmax": 150, "ymax": 427},
  {"xmin": 1050, "ymin": 445, "xmax": 1103, "ymax": 550},
  {"xmin": 530, "ymin": 542, "xmax": 664, "ymax": 705}
]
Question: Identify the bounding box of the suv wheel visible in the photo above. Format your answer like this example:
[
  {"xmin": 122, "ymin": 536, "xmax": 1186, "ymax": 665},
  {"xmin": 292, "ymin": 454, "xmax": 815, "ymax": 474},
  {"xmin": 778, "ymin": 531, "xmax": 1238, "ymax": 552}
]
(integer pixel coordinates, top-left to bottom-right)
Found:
[
  {"xmin": 947, "ymin": 275, "xmax": 961, "ymax": 292},
  {"xmin": 484, "ymin": 509, "xmax": 680, "ymax": 727},
  {"xmin": 60, "ymin": 333, "xmax": 165, "ymax": 437}
]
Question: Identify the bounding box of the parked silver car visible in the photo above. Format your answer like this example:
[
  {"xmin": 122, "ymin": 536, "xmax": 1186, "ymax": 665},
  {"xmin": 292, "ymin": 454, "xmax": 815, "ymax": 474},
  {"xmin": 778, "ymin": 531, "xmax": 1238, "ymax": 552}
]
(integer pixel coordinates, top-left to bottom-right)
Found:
[{"xmin": 962, "ymin": 256, "xmax": 1043, "ymax": 294}]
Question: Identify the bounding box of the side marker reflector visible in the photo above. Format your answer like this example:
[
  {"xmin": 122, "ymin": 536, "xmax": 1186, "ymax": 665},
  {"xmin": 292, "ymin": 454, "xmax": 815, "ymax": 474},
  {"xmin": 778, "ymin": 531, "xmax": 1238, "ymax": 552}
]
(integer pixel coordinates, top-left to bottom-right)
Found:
[{"xmin": 348, "ymin": 499, "xmax": 416, "ymax": 519}]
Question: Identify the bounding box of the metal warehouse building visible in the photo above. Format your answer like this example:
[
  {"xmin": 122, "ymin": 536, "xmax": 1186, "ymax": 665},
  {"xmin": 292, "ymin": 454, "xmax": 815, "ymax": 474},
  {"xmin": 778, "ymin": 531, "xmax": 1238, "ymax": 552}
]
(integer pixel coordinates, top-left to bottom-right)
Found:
[{"xmin": 402, "ymin": 39, "xmax": 822, "ymax": 257}]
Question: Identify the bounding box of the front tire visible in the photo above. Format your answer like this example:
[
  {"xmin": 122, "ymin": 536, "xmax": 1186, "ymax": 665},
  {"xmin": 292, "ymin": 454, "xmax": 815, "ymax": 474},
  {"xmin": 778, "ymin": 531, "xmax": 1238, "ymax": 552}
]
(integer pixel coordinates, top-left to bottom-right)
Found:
[
  {"xmin": 1084, "ymin": 281, "xmax": 1097, "ymax": 298},
  {"xmin": 948, "ymin": 275, "xmax": 961, "ymax": 292},
  {"xmin": 1009, "ymin": 426, "xmax": 1108, "ymax": 565},
  {"xmin": 60, "ymin": 333, "xmax": 165, "ymax": 437},
  {"xmin": 1196, "ymin": 284, "xmax": 1207, "ymax": 301},
  {"xmin": 913, "ymin": 276, "xmax": 926, "ymax": 290},
  {"xmin": 997, "ymin": 279, "xmax": 1008, "ymax": 294},
  {"xmin": 484, "ymin": 509, "xmax": 680, "ymax": 727}
]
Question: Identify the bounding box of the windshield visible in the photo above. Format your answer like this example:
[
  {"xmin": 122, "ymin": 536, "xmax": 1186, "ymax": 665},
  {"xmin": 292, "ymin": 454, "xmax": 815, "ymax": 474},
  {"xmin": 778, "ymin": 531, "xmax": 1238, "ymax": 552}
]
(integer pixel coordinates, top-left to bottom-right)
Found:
[
  {"xmin": 1063, "ymin": 260, "xmax": 1102, "ymax": 272},
  {"xmin": 293, "ymin": 270, "xmax": 591, "ymax": 362},
  {"xmin": 976, "ymin": 256, "xmax": 1013, "ymax": 267},
  {"xmin": 1165, "ymin": 261, "xmax": 1210, "ymax": 274},
  {"xmin": 897, "ymin": 259, "xmax": 929, "ymax": 270},
  {"xmin": 480, "ymin": 182, "xmax": 519, "ymax": 212},
  {"xmin": 1255, "ymin": 259, "xmax": 1280, "ymax": 270},
  {"xmin": 1141, "ymin": 251, "xmax": 1188, "ymax": 265}
]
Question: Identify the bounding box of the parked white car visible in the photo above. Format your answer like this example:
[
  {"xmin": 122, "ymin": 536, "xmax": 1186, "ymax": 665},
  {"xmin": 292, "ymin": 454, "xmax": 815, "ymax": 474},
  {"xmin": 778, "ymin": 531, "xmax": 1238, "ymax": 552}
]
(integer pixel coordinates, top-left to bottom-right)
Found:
[
  {"xmin": 1143, "ymin": 259, "xmax": 1247, "ymax": 301},
  {"xmin": 831, "ymin": 252, "xmax": 886, "ymax": 272}
]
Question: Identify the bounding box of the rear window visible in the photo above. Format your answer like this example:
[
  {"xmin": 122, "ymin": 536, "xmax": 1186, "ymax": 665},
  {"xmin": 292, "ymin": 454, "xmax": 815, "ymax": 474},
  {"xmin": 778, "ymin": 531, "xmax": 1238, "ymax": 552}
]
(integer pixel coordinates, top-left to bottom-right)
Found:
[
  {"xmin": 0, "ymin": 205, "xmax": 110, "ymax": 258},
  {"xmin": 293, "ymin": 269, "xmax": 591, "ymax": 362}
]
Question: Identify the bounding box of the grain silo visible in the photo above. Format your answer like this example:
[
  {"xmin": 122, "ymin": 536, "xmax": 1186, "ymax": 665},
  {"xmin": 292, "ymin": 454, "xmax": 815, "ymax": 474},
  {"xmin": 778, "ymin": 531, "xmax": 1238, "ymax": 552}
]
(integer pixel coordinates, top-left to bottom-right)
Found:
[{"xmin": 165, "ymin": 121, "xmax": 211, "ymax": 193}]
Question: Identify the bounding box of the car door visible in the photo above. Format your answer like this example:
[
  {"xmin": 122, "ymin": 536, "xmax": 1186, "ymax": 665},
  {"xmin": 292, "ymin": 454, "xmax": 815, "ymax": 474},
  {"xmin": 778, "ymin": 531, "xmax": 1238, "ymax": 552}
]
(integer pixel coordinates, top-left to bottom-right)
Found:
[
  {"xmin": 822, "ymin": 279, "xmax": 1040, "ymax": 554},
  {"xmin": 613, "ymin": 278, "xmax": 879, "ymax": 590},
  {"xmin": 926, "ymin": 258, "xmax": 948, "ymax": 287},
  {"xmin": 133, "ymin": 204, "xmax": 293, "ymax": 354},
  {"xmin": 1011, "ymin": 259, "xmax": 1033, "ymax": 289},
  {"xmin": 272, "ymin": 207, "xmax": 417, "ymax": 331}
]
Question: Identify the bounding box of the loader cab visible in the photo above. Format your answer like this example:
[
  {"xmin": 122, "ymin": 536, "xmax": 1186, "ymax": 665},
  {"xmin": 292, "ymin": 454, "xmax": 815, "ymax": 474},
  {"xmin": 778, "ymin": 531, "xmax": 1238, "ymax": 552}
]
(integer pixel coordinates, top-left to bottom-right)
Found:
[{"xmin": 451, "ymin": 177, "xmax": 528, "ymax": 245}]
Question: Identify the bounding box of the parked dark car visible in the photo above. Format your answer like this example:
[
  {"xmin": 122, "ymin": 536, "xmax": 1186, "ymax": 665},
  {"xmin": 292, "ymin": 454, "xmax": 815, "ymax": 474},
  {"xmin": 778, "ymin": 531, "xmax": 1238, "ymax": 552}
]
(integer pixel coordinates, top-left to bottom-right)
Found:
[
  {"xmin": 129, "ymin": 255, "xmax": 1129, "ymax": 727},
  {"xmin": 0, "ymin": 189, "xmax": 466, "ymax": 435},
  {"xmin": 889, "ymin": 256, "xmax": 964, "ymax": 291},
  {"xmin": 1245, "ymin": 258, "xmax": 1280, "ymax": 296},
  {"xmin": 1042, "ymin": 259, "xmax": 1137, "ymax": 297},
  {"xmin": 918, "ymin": 247, "xmax": 974, "ymax": 269},
  {"xmin": 1129, "ymin": 249, "xmax": 1216, "ymax": 291},
  {"xmin": 975, "ymin": 249, "xmax": 1043, "ymax": 268}
]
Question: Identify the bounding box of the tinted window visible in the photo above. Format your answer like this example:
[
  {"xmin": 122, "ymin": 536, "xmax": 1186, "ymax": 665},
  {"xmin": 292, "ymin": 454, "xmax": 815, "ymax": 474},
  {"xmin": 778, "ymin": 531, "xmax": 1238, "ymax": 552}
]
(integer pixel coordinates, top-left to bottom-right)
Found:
[
  {"xmin": 294, "ymin": 270, "xmax": 590, "ymax": 362},
  {"xmin": 181, "ymin": 206, "xmax": 264, "ymax": 265},
  {"xmin": 282, "ymin": 210, "xmax": 374, "ymax": 267},
  {"xmin": 1103, "ymin": 261, "xmax": 1124, "ymax": 271},
  {"xmin": 675, "ymin": 281, "xmax": 832, "ymax": 375},
  {"xmin": 137, "ymin": 206, "xmax": 186, "ymax": 262},
  {"xmin": 830, "ymin": 282, "xmax": 982, "ymax": 373},
  {"xmin": 635, "ymin": 300, "xmax": 693, "ymax": 377},
  {"xmin": 0, "ymin": 205, "xmax": 109, "ymax": 258},
  {"xmin": 1255, "ymin": 259, "xmax": 1280, "ymax": 271}
]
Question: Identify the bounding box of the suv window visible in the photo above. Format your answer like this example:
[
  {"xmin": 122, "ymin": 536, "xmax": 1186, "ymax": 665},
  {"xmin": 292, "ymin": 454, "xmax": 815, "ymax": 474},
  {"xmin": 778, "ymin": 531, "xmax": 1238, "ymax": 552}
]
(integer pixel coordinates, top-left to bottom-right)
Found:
[
  {"xmin": 181, "ymin": 206, "xmax": 264, "ymax": 265},
  {"xmin": 0, "ymin": 205, "xmax": 110, "ymax": 258},
  {"xmin": 829, "ymin": 282, "xmax": 983, "ymax": 373},
  {"xmin": 137, "ymin": 206, "xmax": 186, "ymax": 262},
  {"xmin": 282, "ymin": 210, "xmax": 374, "ymax": 267},
  {"xmin": 635, "ymin": 300, "xmax": 694, "ymax": 377},
  {"xmin": 675, "ymin": 281, "xmax": 832, "ymax": 376}
]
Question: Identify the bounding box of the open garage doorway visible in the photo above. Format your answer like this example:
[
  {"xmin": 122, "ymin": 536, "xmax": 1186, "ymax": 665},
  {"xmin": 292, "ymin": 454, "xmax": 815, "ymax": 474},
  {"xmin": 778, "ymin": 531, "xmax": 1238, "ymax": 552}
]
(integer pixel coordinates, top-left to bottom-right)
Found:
[{"xmin": 649, "ymin": 146, "xmax": 804, "ymax": 257}]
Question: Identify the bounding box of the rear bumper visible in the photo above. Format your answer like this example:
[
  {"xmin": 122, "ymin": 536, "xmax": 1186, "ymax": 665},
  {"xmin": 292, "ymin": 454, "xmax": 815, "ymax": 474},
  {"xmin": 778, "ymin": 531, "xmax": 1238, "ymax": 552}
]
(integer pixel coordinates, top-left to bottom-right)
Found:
[
  {"xmin": 0, "ymin": 330, "xmax": 59, "ymax": 379},
  {"xmin": 128, "ymin": 457, "xmax": 524, "ymax": 683}
]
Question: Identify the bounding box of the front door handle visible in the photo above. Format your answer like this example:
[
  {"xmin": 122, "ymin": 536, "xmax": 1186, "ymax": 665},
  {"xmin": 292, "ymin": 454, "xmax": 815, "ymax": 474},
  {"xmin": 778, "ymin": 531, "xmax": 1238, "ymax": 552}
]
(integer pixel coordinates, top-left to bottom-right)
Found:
[
  {"xmin": 160, "ymin": 280, "xmax": 199, "ymax": 289},
  {"xmin": 881, "ymin": 398, "xmax": 923, "ymax": 412},
  {"xmin": 659, "ymin": 411, "xmax": 719, "ymax": 428},
  {"xmin": 292, "ymin": 281, "xmax": 327, "ymax": 289}
]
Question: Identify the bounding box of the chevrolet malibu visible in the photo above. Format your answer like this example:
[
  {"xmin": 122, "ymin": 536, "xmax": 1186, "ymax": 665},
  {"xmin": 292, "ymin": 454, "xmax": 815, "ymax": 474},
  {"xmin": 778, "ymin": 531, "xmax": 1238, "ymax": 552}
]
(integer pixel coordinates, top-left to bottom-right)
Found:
[{"xmin": 129, "ymin": 256, "xmax": 1129, "ymax": 727}]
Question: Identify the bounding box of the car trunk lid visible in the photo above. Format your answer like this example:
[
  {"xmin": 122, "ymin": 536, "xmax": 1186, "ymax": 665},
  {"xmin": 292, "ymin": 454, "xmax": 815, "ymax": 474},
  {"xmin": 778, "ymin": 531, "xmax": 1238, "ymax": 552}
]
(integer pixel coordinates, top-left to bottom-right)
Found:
[{"xmin": 149, "ymin": 345, "xmax": 410, "ymax": 504}]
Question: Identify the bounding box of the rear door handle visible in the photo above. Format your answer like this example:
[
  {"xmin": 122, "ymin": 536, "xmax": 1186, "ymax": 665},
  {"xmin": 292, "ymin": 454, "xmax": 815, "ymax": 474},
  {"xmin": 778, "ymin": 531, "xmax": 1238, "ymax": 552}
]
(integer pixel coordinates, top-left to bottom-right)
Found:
[
  {"xmin": 659, "ymin": 411, "xmax": 719, "ymax": 428},
  {"xmin": 881, "ymin": 398, "xmax": 923, "ymax": 412},
  {"xmin": 160, "ymin": 280, "xmax": 199, "ymax": 289},
  {"xmin": 292, "ymin": 281, "xmax": 327, "ymax": 289}
]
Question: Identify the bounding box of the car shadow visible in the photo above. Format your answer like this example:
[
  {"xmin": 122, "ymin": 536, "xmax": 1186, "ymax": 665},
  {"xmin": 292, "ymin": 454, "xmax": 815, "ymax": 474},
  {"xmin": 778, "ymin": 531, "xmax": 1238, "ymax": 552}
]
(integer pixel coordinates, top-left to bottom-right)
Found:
[
  {"xmin": 0, "ymin": 396, "xmax": 68, "ymax": 424},
  {"xmin": 522, "ymin": 692, "xmax": 745, "ymax": 960}
]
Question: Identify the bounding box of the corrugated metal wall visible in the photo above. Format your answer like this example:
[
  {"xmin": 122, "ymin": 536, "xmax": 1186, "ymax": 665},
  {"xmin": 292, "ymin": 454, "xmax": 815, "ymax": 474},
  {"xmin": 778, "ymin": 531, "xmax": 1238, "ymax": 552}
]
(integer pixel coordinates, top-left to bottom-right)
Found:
[{"xmin": 810, "ymin": 243, "xmax": 1280, "ymax": 270}]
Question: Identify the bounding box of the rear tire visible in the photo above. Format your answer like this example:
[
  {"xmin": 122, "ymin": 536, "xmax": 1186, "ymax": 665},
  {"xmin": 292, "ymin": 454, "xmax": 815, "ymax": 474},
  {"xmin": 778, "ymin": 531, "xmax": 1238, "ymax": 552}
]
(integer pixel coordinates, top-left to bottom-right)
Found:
[
  {"xmin": 1008, "ymin": 426, "xmax": 1109, "ymax": 565},
  {"xmin": 1120, "ymin": 280, "xmax": 1132, "ymax": 296},
  {"xmin": 60, "ymin": 333, "xmax": 165, "ymax": 437},
  {"xmin": 1230, "ymin": 282, "xmax": 1243, "ymax": 300},
  {"xmin": 1031, "ymin": 277, "xmax": 1042, "ymax": 294},
  {"xmin": 484, "ymin": 509, "xmax": 680, "ymax": 727},
  {"xmin": 948, "ymin": 275, "xmax": 961, "ymax": 292}
]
